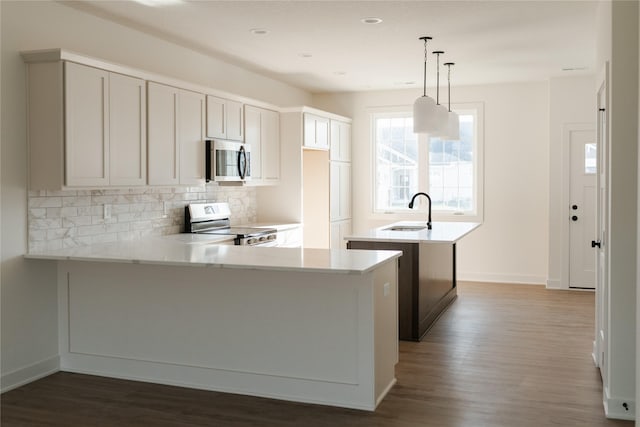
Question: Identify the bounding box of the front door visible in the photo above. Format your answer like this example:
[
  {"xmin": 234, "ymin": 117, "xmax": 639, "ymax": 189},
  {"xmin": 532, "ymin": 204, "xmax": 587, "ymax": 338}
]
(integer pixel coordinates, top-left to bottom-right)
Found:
[{"xmin": 569, "ymin": 127, "xmax": 597, "ymax": 289}]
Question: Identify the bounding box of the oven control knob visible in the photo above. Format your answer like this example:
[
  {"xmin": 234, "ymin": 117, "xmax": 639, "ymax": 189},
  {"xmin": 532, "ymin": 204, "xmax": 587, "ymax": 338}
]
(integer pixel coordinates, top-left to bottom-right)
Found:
[
  {"xmin": 247, "ymin": 238, "xmax": 256, "ymax": 245},
  {"xmin": 268, "ymin": 234, "xmax": 276, "ymax": 240},
  {"xmin": 259, "ymin": 236, "xmax": 266, "ymax": 242}
]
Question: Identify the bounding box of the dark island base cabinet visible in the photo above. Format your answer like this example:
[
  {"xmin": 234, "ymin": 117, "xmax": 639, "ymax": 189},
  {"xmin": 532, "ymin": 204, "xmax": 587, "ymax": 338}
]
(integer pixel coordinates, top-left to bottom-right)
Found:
[{"xmin": 347, "ymin": 240, "xmax": 457, "ymax": 341}]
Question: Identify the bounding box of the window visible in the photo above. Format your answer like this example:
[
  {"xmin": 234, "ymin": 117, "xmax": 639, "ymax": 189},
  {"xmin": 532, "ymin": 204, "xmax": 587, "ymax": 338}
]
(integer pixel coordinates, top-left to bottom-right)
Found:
[{"xmin": 372, "ymin": 103, "xmax": 483, "ymax": 219}]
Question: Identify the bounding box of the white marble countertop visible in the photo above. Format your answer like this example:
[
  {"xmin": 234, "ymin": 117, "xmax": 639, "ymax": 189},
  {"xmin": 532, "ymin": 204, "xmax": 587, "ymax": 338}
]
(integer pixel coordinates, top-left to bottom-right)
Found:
[
  {"xmin": 25, "ymin": 236, "xmax": 400, "ymax": 274},
  {"xmin": 345, "ymin": 221, "xmax": 481, "ymax": 244}
]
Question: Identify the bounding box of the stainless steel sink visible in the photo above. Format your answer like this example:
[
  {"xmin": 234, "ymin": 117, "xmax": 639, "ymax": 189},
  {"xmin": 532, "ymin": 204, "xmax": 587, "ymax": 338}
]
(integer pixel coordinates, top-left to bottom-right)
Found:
[{"xmin": 384, "ymin": 225, "xmax": 427, "ymax": 231}]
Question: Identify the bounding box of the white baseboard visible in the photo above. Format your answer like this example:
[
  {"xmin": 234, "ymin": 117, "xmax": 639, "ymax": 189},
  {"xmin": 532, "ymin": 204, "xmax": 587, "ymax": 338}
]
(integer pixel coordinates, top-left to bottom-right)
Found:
[
  {"xmin": 457, "ymin": 272, "xmax": 545, "ymax": 285},
  {"xmin": 592, "ymin": 340, "xmax": 600, "ymax": 368},
  {"xmin": 546, "ymin": 279, "xmax": 563, "ymax": 289},
  {"xmin": 603, "ymin": 386, "xmax": 636, "ymax": 420},
  {"xmin": 1, "ymin": 355, "xmax": 60, "ymax": 393}
]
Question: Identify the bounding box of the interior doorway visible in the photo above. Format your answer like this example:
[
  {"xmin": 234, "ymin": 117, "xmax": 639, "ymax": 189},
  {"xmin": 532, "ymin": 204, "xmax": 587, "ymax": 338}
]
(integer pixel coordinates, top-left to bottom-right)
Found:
[{"xmin": 568, "ymin": 126, "xmax": 597, "ymax": 289}]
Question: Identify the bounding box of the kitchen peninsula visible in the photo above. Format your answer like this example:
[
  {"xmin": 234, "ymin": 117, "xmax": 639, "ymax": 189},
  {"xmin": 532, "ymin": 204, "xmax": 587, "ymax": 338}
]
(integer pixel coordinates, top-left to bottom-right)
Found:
[
  {"xmin": 347, "ymin": 221, "xmax": 480, "ymax": 341},
  {"xmin": 26, "ymin": 240, "xmax": 401, "ymax": 411}
]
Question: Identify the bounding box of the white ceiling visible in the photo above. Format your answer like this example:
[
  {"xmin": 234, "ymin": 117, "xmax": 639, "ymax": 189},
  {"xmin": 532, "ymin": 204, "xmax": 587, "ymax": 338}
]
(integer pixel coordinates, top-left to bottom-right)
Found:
[{"xmin": 62, "ymin": 0, "xmax": 599, "ymax": 93}]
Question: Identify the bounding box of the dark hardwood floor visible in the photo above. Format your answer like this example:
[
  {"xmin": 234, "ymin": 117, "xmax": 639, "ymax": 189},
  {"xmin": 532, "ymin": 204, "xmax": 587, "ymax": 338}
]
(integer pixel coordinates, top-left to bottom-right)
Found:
[{"xmin": 1, "ymin": 282, "xmax": 632, "ymax": 427}]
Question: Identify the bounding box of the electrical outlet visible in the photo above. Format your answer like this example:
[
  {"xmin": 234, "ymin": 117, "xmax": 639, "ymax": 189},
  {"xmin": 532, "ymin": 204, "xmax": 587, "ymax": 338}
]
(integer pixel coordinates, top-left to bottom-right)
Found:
[
  {"xmin": 162, "ymin": 201, "xmax": 168, "ymax": 218},
  {"xmin": 383, "ymin": 282, "xmax": 390, "ymax": 297},
  {"xmin": 103, "ymin": 204, "xmax": 111, "ymax": 219}
]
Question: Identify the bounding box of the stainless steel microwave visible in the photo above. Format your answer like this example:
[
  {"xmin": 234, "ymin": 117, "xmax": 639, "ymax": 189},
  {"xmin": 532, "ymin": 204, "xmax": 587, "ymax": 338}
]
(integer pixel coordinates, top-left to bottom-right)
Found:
[{"xmin": 206, "ymin": 139, "xmax": 251, "ymax": 182}]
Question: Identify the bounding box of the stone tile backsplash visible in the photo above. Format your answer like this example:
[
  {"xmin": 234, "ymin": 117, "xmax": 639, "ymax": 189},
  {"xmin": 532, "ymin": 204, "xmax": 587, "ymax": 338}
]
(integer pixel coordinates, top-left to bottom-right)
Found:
[{"xmin": 28, "ymin": 185, "xmax": 257, "ymax": 252}]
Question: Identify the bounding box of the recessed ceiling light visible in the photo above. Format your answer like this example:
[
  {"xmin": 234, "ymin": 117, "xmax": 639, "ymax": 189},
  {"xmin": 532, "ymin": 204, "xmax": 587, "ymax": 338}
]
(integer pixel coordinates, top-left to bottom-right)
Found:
[
  {"xmin": 333, "ymin": 71, "xmax": 347, "ymax": 76},
  {"xmin": 361, "ymin": 17, "xmax": 383, "ymax": 25},
  {"xmin": 299, "ymin": 53, "xmax": 313, "ymax": 58},
  {"xmin": 250, "ymin": 28, "xmax": 270, "ymax": 35},
  {"xmin": 395, "ymin": 81, "xmax": 417, "ymax": 86},
  {"xmin": 562, "ymin": 66, "xmax": 587, "ymax": 71}
]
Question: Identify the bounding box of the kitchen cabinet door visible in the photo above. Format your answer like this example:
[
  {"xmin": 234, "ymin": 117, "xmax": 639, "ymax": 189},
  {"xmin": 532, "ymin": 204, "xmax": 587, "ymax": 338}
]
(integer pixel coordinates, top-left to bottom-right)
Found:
[
  {"xmin": 178, "ymin": 89, "xmax": 206, "ymax": 185},
  {"xmin": 147, "ymin": 82, "xmax": 179, "ymax": 185},
  {"xmin": 226, "ymin": 99, "xmax": 244, "ymax": 141},
  {"xmin": 330, "ymin": 161, "xmax": 351, "ymax": 221},
  {"xmin": 330, "ymin": 120, "xmax": 351, "ymax": 162},
  {"xmin": 340, "ymin": 162, "xmax": 352, "ymax": 219},
  {"xmin": 206, "ymin": 95, "xmax": 225, "ymax": 139},
  {"xmin": 245, "ymin": 106, "xmax": 262, "ymax": 180},
  {"xmin": 303, "ymin": 113, "xmax": 329, "ymax": 150},
  {"xmin": 64, "ymin": 62, "xmax": 110, "ymax": 186},
  {"xmin": 109, "ymin": 73, "xmax": 146, "ymax": 186},
  {"xmin": 330, "ymin": 219, "xmax": 352, "ymax": 249},
  {"xmin": 206, "ymin": 95, "xmax": 244, "ymax": 141},
  {"xmin": 261, "ymin": 108, "xmax": 280, "ymax": 182},
  {"xmin": 245, "ymin": 105, "xmax": 280, "ymax": 184}
]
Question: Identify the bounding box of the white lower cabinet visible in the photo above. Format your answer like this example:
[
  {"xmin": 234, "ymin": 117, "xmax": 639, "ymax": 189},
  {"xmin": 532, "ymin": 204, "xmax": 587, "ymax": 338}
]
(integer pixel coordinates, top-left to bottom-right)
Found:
[
  {"xmin": 276, "ymin": 226, "xmax": 302, "ymax": 247},
  {"xmin": 330, "ymin": 220, "xmax": 352, "ymax": 249},
  {"xmin": 245, "ymin": 105, "xmax": 280, "ymax": 184},
  {"xmin": 148, "ymin": 82, "xmax": 205, "ymax": 186}
]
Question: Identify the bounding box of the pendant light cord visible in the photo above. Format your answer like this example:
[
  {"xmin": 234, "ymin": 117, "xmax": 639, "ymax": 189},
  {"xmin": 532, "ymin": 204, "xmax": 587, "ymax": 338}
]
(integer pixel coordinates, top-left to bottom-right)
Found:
[
  {"xmin": 419, "ymin": 36, "xmax": 432, "ymax": 98},
  {"xmin": 444, "ymin": 62, "xmax": 455, "ymax": 112},
  {"xmin": 433, "ymin": 51, "xmax": 444, "ymax": 105},
  {"xmin": 422, "ymin": 38, "xmax": 428, "ymax": 97},
  {"xmin": 436, "ymin": 53, "xmax": 440, "ymax": 104}
]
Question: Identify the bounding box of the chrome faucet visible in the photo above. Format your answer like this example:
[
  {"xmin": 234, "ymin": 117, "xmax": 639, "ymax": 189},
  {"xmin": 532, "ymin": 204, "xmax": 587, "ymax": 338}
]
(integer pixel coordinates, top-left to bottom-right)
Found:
[{"xmin": 408, "ymin": 192, "xmax": 432, "ymax": 229}]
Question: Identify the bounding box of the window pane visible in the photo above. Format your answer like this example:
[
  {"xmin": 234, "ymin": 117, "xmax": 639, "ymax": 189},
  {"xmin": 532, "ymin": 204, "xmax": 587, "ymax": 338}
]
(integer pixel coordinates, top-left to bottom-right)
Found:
[
  {"xmin": 428, "ymin": 114, "xmax": 475, "ymax": 212},
  {"xmin": 585, "ymin": 143, "xmax": 597, "ymax": 174},
  {"xmin": 375, "ymin": 115, "xmax": 418, "ymax": 210}
]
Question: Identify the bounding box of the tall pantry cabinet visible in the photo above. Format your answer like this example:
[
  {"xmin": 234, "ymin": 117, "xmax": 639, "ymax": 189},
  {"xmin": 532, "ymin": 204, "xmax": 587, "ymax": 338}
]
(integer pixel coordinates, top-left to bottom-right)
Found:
[
  {"xmin": 329, "ymin": 120, "xmax": 352, "ymax": 249},
  {"xmin": 256, "ymin": 107, "xmax": 351, "ymax": 249}
]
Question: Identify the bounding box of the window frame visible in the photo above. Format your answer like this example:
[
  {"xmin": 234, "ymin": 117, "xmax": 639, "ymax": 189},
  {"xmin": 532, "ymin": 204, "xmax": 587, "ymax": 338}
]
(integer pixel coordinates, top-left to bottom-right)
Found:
[{"xmin": 370, "ymin": 102, "xmax": 484, "ymax": 223}]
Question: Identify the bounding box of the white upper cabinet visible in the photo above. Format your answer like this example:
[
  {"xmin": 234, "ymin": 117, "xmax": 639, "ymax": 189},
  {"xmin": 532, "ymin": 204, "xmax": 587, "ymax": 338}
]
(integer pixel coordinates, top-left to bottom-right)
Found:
[
  {"xmin": 147, "ymin": 82, "xmax": 179, "ymax": 186},
  {"xmin": 148, "ymin": 82, "xmax": 205, "ymax": 186},
  {"xmin": 179, "ymin": 90, "xmax": 206, "ymax": 185},
  {"xmin": 330, "ymin": 120, "xmax": 351, "ymax": 162},
  {"xmin": 206, "ymin": 95, "xmax": 244, "ymax": 141},
  {"xmin": 23, "ymin": 49, "xmax": 280, "ymax": 190},
  {"xmin": 65, "ymin": 62, "xmax": 110, "ymax": 187},
  {"xmin": 26, "ymin": 60, "xmax": 147, "ymax": 189},
  {"xmin": 109, "ymin": 73, "xmax": 147, "ymax": 186},
  {"xmin": 303, "ymin": 113, "xmax": 330, "ymax": 150},
  {"xmin": 245, "ymin": 105, "xmax": 280, "ymax": 184}
]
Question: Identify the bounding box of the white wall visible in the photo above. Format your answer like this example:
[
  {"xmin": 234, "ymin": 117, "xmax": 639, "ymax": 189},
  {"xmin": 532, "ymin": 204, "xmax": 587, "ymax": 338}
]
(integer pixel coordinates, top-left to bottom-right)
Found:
[
  {"xmin": 547, "ymin": 75, "xmax": 596, "ymax": 290},
  {"xmin": 313, "ymin": 81, "xmax": 550, "ymax": 285},
  {"xmin": 0, "ymin": 0, "xmax": 311, "ymax": 391}
]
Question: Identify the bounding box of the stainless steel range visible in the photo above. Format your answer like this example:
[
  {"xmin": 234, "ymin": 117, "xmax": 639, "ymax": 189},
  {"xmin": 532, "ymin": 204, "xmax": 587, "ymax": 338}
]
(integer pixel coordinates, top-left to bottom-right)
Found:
[{"xmin": 184, "ymin": 203, "xmax": 277, "ymax": 246}]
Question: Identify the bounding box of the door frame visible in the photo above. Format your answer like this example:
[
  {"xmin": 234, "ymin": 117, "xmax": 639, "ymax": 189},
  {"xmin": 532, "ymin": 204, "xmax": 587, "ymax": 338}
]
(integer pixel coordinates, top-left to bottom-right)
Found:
[
  {"xmin": 560, "ymin": 122, "xmax": 596, "ymax": 291},
  {"xmin": 593, "ymin": 63, "xmax": 609, "ymax": 371}
]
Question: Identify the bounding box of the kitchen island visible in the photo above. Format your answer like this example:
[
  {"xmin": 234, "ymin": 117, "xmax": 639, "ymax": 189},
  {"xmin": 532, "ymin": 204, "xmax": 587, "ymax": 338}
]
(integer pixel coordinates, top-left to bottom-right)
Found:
[
  {"xmin": 26, "ymin": 239, "xmax": 401, "ymax": 411},
  {"xmin": 346, "ymin": 221, "xmax": 480, "ymax": 341}
]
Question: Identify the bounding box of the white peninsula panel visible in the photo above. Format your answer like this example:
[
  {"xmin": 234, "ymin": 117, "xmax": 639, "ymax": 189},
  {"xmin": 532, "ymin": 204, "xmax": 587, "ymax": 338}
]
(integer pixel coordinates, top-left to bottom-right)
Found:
[{"xmin": 33, "ymin": 241, "xmax": 401, "ymax": 411}]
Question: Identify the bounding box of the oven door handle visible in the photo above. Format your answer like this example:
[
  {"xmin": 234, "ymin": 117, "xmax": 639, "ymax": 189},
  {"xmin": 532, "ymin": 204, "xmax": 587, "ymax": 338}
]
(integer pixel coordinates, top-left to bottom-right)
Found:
[{"xmin": 238, "ymin": 146, "xmax": 247, "ymax": 180}]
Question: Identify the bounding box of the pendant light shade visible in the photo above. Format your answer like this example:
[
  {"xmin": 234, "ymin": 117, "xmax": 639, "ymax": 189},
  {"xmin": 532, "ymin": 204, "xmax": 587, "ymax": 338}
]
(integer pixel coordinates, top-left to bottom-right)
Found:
[
  {"xmin": 413, "ymin": 95, "xmax": 440, "ymax": 133},
  {"xmin": 446, "ymin": 110, "xmax": 460, "ymax": 141},
  {"xmin": 413, "ymin": 36, "xmax": 440, "ymax": 134},
  {"xmin": 444, "ymin": 62, "xmax": 460, "ymax": 141}
]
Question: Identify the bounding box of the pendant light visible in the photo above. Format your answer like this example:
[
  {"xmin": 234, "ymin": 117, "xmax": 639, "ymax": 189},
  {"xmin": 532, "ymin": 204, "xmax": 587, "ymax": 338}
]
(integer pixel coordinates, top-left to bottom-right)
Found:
[
  {"xmin": 444, "ymin": 62, "xmax": 460, "ymax": 141},
  {"xmin": 432, "ymin": 50, "xmax": 450, "ymax": 136},
  {"xmin": 413, "ymin": 36, "xmax": 440, "ymax": 134}
]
